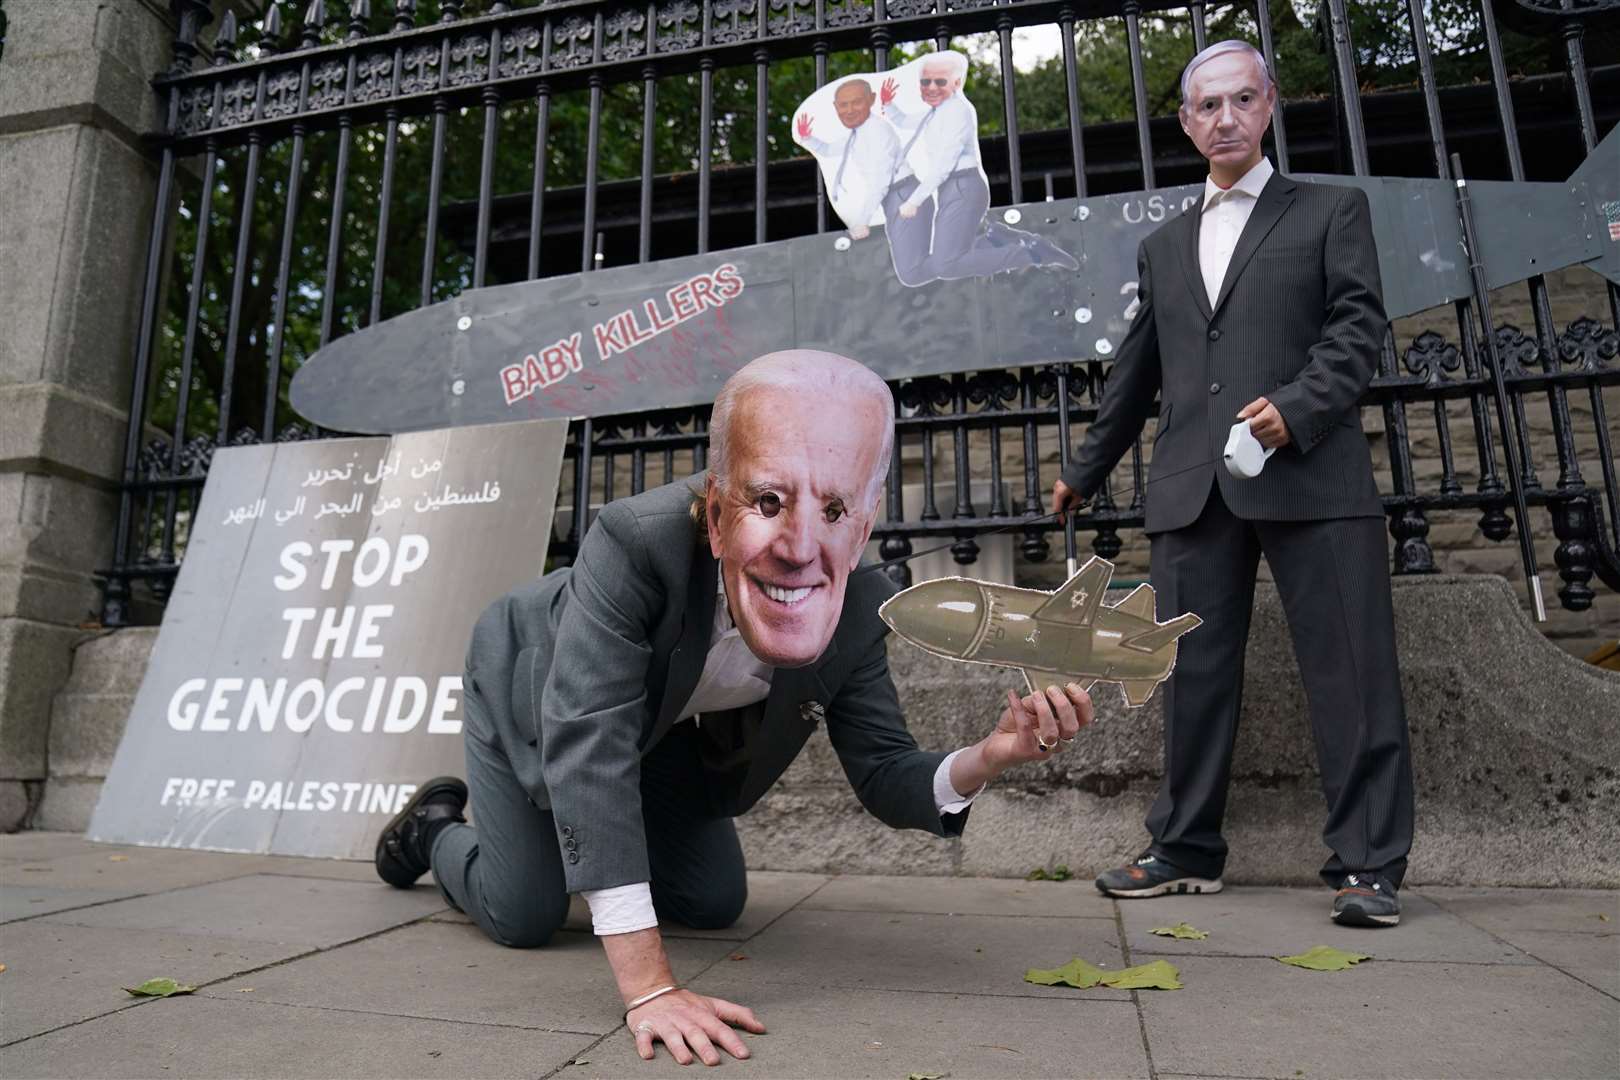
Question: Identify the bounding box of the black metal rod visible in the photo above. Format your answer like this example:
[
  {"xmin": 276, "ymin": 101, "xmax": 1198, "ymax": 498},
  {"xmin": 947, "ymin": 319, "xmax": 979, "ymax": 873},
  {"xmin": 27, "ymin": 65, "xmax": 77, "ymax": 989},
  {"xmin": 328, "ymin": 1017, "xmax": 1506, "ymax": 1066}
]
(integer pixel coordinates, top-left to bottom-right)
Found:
[
  {"xmin": 1476, "ymin": 0, "xmax": 1582, "ymax": 492},
  {"xmin": 1404, "ymin": 0, "xmax": 1449, "ymax": 178},
  {"xmin": 1189, "ymin": 1, "xmax": 1207, "ymax": 53},
  {"xmin": 163, "ymin": 147, "xmax": 220, "ymax": 559},
  {"xmin": 1058, "ymin": 7, "xmax": 1086, "ymax": 196},
  {"xmin": 996, "ymin": 13, "xmax": 1022, "ymax": 203},
  {"xmin": 1253, "ymin": 0, "xmax": 1290, "ymax": 173},
  {"xmin": 1121, "ymin": 2, "xmax": 1154, "ymax": 189},
  {"xmin": 1324, "ymin": 0, "xmax": 1369, "ymax": 176},
  {"xmin": 217, "ymin": 72, "xmax": 267, "ymax": 442},
  {"xmin": 1453, "ymin": 153, "xmax": 1545, "ymax": 620},
  {"xmin": 368, "ymin": 40, "xmax": 405, "ymax": 326},
  {"xmin": 582, "ymin": 13, "xmax": 605, "ymax": 271},
  {"xmin": 755, "ymin": 48, "xmax": 769, "ymax": 245},
  {"xmin": 529, "ymin": 83, "xmax": 551, "ymax": 279},
  {"xmin": 1055, "ymin": 363, "xmax": 1077, "ymax": 572},
  {"xmin": 951, "ymin": 374, "xmax": 975, "ymax": 520},
  {"xmin": 473, "ymin": 26, "xmax": 502, "ymax": 289},
  {"xmin": 1478, "ymin": 0, "xmax": 1525, "ymax": 182},
  {"xmin": 321, "ymin": 127, "xmax": 353, "ymax": 346},
  {"xmin": 420, "ymin": 37, "xmax": 451, "ymax": 307},
  {"xmin": 263, "ymin": 55, "xmax": 313, "ymax": 440},
  {"xmin": 1555, "ymin": 9, "xmax": 1620, "ymax": 544},
  {"xmin": 698, "ymin": 60, "xmax": 715, "ymax": 253},
  {"xmin": 110, "ymin": 138, "xmax": 180, "ymax": 619},
  {"xmin": 573, "ymin": 417, "xmax": 595, "ymax": 547}
]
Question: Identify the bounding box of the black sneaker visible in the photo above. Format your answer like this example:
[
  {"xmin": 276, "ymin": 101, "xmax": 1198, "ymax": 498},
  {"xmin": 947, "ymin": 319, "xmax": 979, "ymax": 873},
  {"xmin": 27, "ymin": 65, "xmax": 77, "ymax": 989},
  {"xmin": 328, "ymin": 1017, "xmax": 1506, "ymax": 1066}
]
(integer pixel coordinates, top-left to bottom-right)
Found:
[
  {"xmin": 374, "ymin": 777, "xmax": 468, "ymax": 888},
  {"xmin": 1095, "ymin": 852, "xmax": 1223, "ymax": 898},
  {"xmin": 1331, "ymin": 872, "xmax": 1400, "ymax": 927}
]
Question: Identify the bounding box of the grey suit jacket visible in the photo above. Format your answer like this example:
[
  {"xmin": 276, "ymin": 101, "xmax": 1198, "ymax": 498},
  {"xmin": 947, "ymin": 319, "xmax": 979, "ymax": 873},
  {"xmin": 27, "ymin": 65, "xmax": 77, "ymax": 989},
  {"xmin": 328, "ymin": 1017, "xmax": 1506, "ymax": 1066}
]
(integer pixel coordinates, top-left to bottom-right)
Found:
[
  {"xmin": 462, "ymin": 478, "xmax": 962, "ymax": 893},
  {"xmin": 1062, "ymin": 172, "xmax": 1387, "ymax": 533}
]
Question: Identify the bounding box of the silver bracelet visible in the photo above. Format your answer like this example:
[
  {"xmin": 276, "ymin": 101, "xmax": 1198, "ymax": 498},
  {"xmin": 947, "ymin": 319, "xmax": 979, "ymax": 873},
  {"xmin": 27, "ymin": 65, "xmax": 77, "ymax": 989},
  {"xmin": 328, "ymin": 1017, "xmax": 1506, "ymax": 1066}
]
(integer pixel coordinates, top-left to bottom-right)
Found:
[{"xmin": 624, "ymin": 984, "xmax": 681, "ymax": 1016}]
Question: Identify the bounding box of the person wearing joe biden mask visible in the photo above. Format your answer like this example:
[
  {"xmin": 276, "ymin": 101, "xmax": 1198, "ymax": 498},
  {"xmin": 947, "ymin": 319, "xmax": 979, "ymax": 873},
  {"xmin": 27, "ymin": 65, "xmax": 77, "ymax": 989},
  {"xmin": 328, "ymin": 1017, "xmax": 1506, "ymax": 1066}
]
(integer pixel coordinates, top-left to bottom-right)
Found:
[{"xmin": 378, "ymin": 351, "xmax": 1095, "ymax": 1065}]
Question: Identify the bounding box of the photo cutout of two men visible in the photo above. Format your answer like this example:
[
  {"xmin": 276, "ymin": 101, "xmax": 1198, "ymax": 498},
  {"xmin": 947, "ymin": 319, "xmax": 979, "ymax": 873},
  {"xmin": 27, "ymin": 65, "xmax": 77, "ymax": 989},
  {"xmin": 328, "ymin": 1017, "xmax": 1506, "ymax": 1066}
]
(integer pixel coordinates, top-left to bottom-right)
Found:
[{"xmin": 792, "ymin": 49, "xmax": 1078, "ymax": 288}]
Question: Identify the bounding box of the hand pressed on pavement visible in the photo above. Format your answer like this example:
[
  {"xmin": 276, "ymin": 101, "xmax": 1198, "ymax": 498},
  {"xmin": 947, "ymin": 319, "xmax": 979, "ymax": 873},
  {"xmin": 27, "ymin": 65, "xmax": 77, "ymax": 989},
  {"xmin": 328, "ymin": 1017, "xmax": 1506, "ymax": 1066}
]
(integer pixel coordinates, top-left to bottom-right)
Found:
[{"xmin": 628, "ymin": 989, "xmax": 766, "ymax": 1066}]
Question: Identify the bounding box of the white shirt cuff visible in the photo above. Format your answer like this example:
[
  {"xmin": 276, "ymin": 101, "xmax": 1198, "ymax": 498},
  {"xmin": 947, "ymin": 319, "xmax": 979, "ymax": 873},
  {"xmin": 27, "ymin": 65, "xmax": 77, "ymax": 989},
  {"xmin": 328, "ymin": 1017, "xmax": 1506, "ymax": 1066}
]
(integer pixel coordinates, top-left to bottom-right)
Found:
[
  {"xmin": 934, "ymin": 748, "xmax": 984, "ymax": 815},
  {"xmin": 582, "ymin": 881, "xmax": 659, "ymax": 936}
]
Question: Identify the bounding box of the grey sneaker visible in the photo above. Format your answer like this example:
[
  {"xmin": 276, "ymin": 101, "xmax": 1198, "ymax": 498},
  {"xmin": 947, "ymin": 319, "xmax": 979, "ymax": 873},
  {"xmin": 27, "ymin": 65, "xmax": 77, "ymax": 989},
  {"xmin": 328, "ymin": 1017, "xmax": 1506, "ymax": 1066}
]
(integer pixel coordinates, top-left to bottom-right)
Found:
[
  {"xmin": 1095, "ymin": 852, "xmax": 1223, "ymax": 898},
  {"xmin": 1331, "ymin": 872, "xmax": 1401, "ymax": 927}
]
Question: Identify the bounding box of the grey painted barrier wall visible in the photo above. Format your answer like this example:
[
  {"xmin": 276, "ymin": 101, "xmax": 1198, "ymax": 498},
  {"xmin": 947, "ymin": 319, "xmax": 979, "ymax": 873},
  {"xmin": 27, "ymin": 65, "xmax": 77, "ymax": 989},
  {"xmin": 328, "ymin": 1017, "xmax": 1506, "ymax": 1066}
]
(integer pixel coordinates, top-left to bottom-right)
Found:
[{"xmin": 34, "ymin": 575, "xmax": 1620, "ymax": 887}]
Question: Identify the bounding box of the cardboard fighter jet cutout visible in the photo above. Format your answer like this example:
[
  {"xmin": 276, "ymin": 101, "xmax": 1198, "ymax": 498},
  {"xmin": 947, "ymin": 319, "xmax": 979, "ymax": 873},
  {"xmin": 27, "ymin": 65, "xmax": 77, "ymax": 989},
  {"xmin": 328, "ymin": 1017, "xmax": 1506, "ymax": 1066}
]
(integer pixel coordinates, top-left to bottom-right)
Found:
[{"xmin": 878, "ymin": 557, "xmax": 1201, "ymax": 708}]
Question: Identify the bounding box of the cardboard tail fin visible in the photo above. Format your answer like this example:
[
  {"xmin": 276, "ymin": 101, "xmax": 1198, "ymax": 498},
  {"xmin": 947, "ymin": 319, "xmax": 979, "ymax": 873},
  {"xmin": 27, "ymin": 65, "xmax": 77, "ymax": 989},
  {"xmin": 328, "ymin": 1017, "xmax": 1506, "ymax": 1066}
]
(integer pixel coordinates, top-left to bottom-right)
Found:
[
  {"xmin": 1031, "ymin": 557, "xmax": 1112, "ymax": 627},
  {"xmin": 1121, "ymin": 612, "xmax": 1203, "ymax": 653},
  {"xmin": 1120, "ymin": 679, "xmax": 1161, "ymax": 708}
]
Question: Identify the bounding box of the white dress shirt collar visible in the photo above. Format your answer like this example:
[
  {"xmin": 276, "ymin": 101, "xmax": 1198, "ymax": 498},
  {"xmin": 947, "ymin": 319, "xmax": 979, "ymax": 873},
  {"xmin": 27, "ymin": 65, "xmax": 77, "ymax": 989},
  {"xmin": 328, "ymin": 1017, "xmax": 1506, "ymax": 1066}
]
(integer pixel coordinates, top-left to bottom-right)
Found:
[{"xmin": 1201, "ymin": 155, "xmax": 1274, "ymax": 212}]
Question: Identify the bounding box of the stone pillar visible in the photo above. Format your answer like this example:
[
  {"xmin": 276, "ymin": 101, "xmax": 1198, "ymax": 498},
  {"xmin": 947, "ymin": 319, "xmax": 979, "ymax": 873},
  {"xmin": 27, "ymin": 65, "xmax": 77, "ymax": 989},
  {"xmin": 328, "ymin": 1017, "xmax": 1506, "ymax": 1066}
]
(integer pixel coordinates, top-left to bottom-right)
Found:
[{"xmin": 0, "ymin": 1, "xmax": 176, "ymax": 829}]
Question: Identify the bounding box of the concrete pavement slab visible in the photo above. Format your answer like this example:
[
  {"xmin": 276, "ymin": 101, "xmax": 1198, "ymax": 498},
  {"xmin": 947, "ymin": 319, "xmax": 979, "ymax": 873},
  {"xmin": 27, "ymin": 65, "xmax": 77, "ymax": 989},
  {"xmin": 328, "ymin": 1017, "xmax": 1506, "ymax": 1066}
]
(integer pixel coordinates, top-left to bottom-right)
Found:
[
  {"xmin": 1138, "ymin": 955, "xmax": 1619, "ymax": 1079},
  {"xmin": 1418, "ymin": 885, "xmax": 1620, "ymax": 935},
  {"xmin": 202, "ymin": 921, "xmax": 741, "ymax": 1035},
  {"xmin": 1118, "ymin": 886, "xmax": 1530, "ymax": 965},
  {"xmin": 1485, "ymin": 929, "xmax": 1619, "ymax": 998},
  {"xmin": 802, "ymin": 873, "xmax": 1115, "ymax": 919},
  {"xmin": 0, "ymin": 921, "xmax": 297, "ymax": 1044},
  {"xmin": 0, "ymin": 847, "xmax": 259, "ymax": 891},
  {"xmin": 563, "ymin": 871, "xmax": 830, "ymax": 941},
  {"xmin": 579, "ymin": 979, "xmax": 1149, "ymax": 1079},
  {"xmin": 249, "ymin": 855, "xmax": 384, "ymax": 884},
  {"xmin": 705, "ymin": 908, "xmax": 1133, "ymax": 1000},
  {"xmin": 0, "ymin": 832, "xmax": 112, "ymax": 862},
  {"xmin": 37, "ymin": 874, "xmax": 445, "ymax": 948},
  {"xmin": 0, "ymin": 995, "xmax": 597, "ymax": 1079},
  {"xmin": 1, "ymin": 884, "xmax": 139, "ymax": 922}
]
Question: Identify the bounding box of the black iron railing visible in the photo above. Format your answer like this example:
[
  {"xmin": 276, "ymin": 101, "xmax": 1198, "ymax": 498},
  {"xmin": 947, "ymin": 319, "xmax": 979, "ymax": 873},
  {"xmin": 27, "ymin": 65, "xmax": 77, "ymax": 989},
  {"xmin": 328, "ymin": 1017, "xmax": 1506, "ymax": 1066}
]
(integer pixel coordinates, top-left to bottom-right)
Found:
[{"xmin": 102, "ymin": 0, "xmax": 1620, "ymax": 625}]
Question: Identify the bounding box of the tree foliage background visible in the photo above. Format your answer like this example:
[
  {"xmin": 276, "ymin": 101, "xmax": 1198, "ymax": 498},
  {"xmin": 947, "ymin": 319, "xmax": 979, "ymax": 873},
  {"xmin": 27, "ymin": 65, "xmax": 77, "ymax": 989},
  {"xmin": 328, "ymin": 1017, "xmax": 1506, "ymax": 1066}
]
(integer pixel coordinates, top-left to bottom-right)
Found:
[{"xmin": 145, "ymin": 0, "xmax": 1610, "ymax": 446}]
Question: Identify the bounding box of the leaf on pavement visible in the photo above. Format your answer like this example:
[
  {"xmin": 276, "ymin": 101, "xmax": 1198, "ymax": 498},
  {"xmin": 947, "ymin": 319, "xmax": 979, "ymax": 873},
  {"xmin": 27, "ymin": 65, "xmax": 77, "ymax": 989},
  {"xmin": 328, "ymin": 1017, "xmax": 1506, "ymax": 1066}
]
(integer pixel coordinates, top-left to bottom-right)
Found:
[
  {"xmin": 1026, "ymin": 957, "xmax": 1182, "ymax": 990},
  {"xmin": 1024, "ymin": 957, "xmax": 1108, "ymax": 988},
  {"xmin": 906, "ymin": 1073, "xmax": 946, "ymax": 1080},
  {"xmin": 0, "ymin": 963, "xmax": 7, "ymax": 974},
  {"xmin": 1275, "ymin": 946, "xmax": 1371, "ymax": 971},
  {"xmin": 107, "ymin": 855, "xmax": 129, "ymax": 862},
  {"xmin": 1025, "ymin": 868, "xmax": 1049, "ymax": 881},
  {"xmin": 122, "ymin": 977, "xmax": 197, "ymax": 997},
  {"xmin": 1149, "ymin": 922, "xmax": 1209, "ymax": 940},
  {"xmin": 1100, "ymin": 960, "xmax": 1183, "ymax": 990}
]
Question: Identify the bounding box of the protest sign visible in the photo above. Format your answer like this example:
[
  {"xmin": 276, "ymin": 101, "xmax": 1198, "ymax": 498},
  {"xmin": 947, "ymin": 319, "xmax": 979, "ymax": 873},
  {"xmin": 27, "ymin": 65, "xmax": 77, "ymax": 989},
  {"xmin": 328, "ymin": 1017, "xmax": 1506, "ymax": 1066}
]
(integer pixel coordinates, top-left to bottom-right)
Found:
[{"xmin": 88, "ymin": 419, "xmax": 567, "ymax": 859}]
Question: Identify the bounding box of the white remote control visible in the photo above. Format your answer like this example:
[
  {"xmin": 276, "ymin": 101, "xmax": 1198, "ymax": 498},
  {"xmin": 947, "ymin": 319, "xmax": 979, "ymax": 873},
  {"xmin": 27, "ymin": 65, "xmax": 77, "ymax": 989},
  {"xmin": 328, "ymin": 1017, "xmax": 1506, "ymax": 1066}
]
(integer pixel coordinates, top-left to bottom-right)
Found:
[{"xmin": 1223, "ymin": 419, "xmax": 1277, "ymax": 479}]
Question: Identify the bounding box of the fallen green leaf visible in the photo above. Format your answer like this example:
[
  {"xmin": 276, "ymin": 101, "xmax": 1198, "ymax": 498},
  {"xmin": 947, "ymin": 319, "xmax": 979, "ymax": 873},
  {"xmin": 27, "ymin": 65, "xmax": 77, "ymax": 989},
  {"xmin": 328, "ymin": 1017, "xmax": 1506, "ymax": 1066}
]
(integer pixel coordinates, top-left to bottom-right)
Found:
[
  {"xmin": 1149, "ymin": 921, "xmax": 1209, "ymax": 940},
  {"xmin": 122, "ymin": 977, "xmax": 196, "ymax": 997},
  {"xmin": 1025, "ymin": 868, "xmax": 1049, "ymax": 881},
  {"xmin": 1101, "ymin": 960, "xmax": 1183, "ymax": 990},
  {"xmin": 1025, "ymin": 957, "xmax": 1182, "ymax": 990},
  {"xmin": 906, "ymin": 1073, "xmax": 946, "ymax": 1080},
  {"xmin": 1024, "ymin": 956, "xmax": 1108, "ymax": 988},
  {"xmin": 1275, "ymin": 945, "xmax": 1371, "ymax": 971},
  {"xmin": 1050, "ymin": 864, "xmax": 1072, "ymax": 881}
]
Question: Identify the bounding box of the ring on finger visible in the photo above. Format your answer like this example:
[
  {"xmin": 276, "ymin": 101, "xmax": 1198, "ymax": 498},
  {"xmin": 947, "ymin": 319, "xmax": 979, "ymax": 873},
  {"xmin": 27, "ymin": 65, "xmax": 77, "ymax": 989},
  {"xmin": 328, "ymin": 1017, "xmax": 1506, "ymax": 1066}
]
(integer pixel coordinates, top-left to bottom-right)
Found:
[
  {"xmin": 1035, "ymin": 734, "xmax": 1052, "ymax": 752},
  {"xmin": 634, "ymin": 1021, "xmax": 655, "ymax": 1034}
]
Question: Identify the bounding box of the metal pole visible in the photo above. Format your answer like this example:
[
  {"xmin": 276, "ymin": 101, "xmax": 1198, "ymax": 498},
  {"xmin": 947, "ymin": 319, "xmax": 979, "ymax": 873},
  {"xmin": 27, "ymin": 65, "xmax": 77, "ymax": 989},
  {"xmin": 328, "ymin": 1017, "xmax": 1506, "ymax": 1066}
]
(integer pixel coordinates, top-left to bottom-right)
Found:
[{"xmin": 1452, "ymin": 154, "xmax": 1545, "ymax": 621}]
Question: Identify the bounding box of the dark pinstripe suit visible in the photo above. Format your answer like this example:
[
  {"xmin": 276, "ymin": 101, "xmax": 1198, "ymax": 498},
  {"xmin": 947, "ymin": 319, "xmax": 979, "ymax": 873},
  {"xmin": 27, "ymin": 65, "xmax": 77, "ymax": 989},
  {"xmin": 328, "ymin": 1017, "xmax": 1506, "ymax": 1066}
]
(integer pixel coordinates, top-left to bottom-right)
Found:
[{"xmin": 1062, "ymin": 171, "xmax": 1415, "ymax": 887}]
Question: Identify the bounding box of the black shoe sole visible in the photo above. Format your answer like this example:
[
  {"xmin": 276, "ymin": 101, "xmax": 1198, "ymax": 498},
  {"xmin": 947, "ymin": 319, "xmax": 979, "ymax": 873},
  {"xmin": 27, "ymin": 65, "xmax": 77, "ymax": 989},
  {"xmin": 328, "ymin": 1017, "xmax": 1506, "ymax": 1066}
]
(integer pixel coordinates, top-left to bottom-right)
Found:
[
  {"xmin": 375, "ymin": 776, "xmax": 467, "ymax": 889},
  {"xmin": 1096, "ymin": 877, "xmax": 1224, "ymax": 899},
  {"xmin": 1332, "ymin": 906, "xmax": 1400, "ymax": 927}
]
